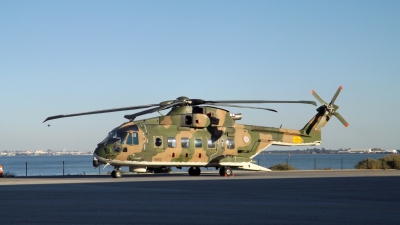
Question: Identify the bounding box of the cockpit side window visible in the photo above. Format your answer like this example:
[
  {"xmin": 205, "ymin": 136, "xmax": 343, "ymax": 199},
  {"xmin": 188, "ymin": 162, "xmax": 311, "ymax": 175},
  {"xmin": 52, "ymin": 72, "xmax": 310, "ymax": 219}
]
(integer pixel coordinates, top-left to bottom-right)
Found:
[
  {"xmin": 126, "ymin": 132, "xmax": 139, "ymax": 145},
  {"xmin": 133, "ymin": 133, "xmax": 139, "ymax": 145},
  {"xmin": 117, "ymin": 132, "xmax": 128, "ymax": 144},
  {"xmin": 126, "ymin": 134, "xmax": 133, "ymax": 145}
]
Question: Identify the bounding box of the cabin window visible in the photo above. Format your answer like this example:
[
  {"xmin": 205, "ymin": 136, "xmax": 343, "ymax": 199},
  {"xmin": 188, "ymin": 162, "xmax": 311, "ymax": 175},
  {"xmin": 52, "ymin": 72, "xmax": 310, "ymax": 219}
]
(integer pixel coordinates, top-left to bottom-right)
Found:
[
  {"xmin": 168, "ymin": 137, "xmax": 176, "ymax": 148},
  {"xmin": 126, "ymin": 132, "xmax": 139, "ymax": 145},
  {"xmin": 207, "ymin": 139, "xmax": 216, "ymax": 149},
  {"xmin": 181, "ymin": 137, "xmax": 190, "ymax": 148},
  {"xmin": 154, "ymin": 136, "xmax": 163, "ymax": 148},
  {"xmin": 226, "ymin": 139, "xmax": 235, "ymax": 149},
  {"xmin": 194, "ymin": 138, "xmax": 202, "ymax": 148}
]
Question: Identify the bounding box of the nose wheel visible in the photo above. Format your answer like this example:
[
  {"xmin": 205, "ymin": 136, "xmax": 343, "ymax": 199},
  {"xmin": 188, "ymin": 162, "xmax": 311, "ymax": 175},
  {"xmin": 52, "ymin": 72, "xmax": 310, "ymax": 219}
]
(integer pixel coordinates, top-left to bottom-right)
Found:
[
  {"xmin": 111, "ymin": 167, "xmax": 122, "ymax": 178},
  {"xmin": 219, "ymin": 167, "xmax": 233, "ymax": 177}
]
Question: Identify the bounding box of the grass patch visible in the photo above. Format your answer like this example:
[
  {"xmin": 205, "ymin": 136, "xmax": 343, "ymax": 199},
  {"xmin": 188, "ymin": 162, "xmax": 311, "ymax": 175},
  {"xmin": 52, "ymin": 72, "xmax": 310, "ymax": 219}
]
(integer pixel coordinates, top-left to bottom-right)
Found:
[
  {"xmin": 321, "ymin": 167, "xmax": 334, "ymax": 170},
  {"xmin": 2, "ymin": 172, "xmax": 16, "ymax": 177},
  {"xmin": 269, "ymin": 163, "xmax": 296, "ymax": 171},
  {"xmin": 355, "ymin": 154, "xmax": 400, "ymax": 169}
]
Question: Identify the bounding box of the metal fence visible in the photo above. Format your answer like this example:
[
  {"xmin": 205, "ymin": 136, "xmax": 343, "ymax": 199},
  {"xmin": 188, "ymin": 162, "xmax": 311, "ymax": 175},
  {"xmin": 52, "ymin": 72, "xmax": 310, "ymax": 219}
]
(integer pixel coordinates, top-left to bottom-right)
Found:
[{"xmin": 0, "ymin": 154, "xmax": 396, "ymax": 177}]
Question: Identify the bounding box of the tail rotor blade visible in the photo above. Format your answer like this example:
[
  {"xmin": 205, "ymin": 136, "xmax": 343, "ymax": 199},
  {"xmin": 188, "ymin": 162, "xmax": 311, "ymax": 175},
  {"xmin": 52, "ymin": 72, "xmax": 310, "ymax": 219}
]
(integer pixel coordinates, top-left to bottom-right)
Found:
[
  {"xmin": 330, "ymin": 86, "xmax": 342, "ymax": 105},
  {"xmin": 333, "ymin": 112, "xmax": 349, "ymax": 127},
  {"xmin": 311, "ymin": 90, "xmax": 327, "ymax": 105}
]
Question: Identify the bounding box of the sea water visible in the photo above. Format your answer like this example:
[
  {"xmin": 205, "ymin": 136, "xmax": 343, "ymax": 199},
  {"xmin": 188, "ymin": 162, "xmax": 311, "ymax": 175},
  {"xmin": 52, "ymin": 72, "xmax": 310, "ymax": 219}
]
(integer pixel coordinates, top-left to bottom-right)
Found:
[
  {"xmin": 0, "ymin": 154, "xmax": 390, "ymax": 177},
  {"xmin": 0, "ymin": 155, "xmax": 113, "ymax": 177}
]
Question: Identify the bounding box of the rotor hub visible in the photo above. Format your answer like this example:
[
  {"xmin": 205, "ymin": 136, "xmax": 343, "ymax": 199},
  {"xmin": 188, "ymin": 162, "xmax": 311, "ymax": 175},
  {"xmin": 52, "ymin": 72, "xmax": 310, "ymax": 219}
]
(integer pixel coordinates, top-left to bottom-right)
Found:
[{"xmin": 311, "ymin": 86, "xmax": 348, "ymax": 131}]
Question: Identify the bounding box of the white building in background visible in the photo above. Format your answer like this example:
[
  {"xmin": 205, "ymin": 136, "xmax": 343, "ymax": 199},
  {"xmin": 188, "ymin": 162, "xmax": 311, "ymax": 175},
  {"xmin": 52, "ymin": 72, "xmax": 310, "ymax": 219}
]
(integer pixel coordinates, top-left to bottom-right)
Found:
[
  {"xmin": 347, "ymin": 149, "xmax": 397, "ymax": 154},
  {"xmin": 348, "ymin": 148, "xmax": 371, "ymax": 153},
  {"xmin": 385, "ymin": 150, "xmax": 398, "ymax": 154},
  {"xmin": 34, "ymin": 150, "xmax": 45, "ymax": 155}
]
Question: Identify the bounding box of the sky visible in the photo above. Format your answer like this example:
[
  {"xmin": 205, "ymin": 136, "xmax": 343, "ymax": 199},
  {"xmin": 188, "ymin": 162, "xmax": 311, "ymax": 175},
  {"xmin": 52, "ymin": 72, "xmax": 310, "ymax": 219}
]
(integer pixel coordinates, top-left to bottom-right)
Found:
[{"xmin": 1, "ymin": 0, "xmax": 399, "ymax": 151}]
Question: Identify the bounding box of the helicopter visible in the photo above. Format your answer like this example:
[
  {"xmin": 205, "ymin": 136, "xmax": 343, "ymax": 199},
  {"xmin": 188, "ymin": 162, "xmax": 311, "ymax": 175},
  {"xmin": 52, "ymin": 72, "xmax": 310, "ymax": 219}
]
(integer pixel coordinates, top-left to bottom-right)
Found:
[{"xmin": 44, "ymin": 86, "xmax": 348, "ymax": 178}]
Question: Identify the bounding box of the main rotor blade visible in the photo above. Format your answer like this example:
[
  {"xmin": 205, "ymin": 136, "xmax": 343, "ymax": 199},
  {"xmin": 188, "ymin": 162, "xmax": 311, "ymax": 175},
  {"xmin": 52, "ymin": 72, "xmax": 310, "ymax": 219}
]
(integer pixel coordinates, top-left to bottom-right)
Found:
[
  {"xmin": 124, "ymin": 101, "xmax": 183, "ymax": 120},
  {"xmin": 43, "ymin": 104, "xmax": 159, "ymax": 122},
  {"xmin": 330, "ymin": 86, "xmax": 342, "ymax": 105},
  {"xmin": 206, "ymin": 103, "xmax": 277, "ymax": 112},
  {"xmin": 204, "ymin": 100, "xmax": 317, "ymax": 106},
  {"xmin": 311, "ymin": 90, "xmax": 327, "ymax": 106},
  {"xmin": 333, "ymin": 112, "xmax": 349, "ymax": 127}
]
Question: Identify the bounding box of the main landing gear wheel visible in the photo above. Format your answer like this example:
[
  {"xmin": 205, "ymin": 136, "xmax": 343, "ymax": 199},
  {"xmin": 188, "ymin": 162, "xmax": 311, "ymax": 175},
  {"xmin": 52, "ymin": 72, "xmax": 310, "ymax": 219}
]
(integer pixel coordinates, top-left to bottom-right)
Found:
[
  {"xmin": 219, "ymin": 167, "xmax": 233, "ymax": 177},
  {"xmin": 111, "ymin": 169, "xmax": 122, "ymax": 178},
  {"xmin": 188, "ymin": 167, "xmax": 201, "ymax": 176}
]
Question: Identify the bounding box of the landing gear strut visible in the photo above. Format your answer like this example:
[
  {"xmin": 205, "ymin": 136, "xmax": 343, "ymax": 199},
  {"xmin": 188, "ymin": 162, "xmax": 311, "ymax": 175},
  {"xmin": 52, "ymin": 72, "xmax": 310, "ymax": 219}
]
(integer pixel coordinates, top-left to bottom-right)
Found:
[
  {"xmin": 219, "ymin": 167, "xmax": 233, "ymax": 177},
  {"xmin": 188, "ymin": 167, "xmax": 201, "ymax": 176},
  {"xmin": 111, "ymin": 167, "xmax": 122, "ymax": 178}
]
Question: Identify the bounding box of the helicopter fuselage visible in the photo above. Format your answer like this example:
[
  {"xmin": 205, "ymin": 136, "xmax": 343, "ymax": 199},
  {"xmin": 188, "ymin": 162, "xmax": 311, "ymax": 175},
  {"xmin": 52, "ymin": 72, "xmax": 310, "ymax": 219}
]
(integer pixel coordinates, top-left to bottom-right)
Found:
[{"xmin": 93, "ymin": 106, "xmax": 322, "ymax": 175}]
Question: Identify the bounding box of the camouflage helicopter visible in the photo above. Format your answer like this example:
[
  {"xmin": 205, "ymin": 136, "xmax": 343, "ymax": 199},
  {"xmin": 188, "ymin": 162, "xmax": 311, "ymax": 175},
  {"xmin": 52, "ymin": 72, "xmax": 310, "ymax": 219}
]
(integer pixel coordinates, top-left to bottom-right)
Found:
[{"xmin": 44, "ymin": 86, "xmax": 348, "ymax": 178}]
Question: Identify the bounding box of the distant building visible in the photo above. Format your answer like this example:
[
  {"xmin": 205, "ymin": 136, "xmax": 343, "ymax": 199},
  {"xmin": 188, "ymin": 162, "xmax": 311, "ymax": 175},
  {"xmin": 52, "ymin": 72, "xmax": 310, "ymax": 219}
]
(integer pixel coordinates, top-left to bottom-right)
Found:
[
  {"xmin": 384, "ymin": 150, "xmax": 398, "ymax": 154},
  {"xmin": 34, "ymin": 150, "xmax": 45, "ymax": 155},
  {"xmin": 348, "ymin": 148, "xmax": 371, "ymax": 153},
  {"xmin": 338, "ymin": 150, "xmax": 349, "ymax": 153}
]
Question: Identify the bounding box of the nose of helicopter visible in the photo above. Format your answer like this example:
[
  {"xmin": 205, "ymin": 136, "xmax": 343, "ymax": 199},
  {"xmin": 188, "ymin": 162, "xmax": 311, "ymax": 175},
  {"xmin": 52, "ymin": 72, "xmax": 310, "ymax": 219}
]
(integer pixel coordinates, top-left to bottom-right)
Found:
[{"xmin": 93, "ymin": 144, "xmax": 107, "ymax": 166}]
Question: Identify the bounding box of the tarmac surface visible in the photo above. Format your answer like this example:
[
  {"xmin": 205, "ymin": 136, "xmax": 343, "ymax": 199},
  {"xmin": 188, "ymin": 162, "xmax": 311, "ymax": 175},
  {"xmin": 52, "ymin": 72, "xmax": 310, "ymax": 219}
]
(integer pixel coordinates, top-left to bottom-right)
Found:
[{"xmin": 1, "ymin": 170, "xmax": 400, "ymax": 225}]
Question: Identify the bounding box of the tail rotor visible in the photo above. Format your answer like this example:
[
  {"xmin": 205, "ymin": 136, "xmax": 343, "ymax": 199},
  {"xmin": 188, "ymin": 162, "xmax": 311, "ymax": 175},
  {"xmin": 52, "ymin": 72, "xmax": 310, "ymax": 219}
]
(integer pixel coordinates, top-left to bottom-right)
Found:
[{"xmin": 311, "ymin": 86, "xmax": 348, "ymax": 132}]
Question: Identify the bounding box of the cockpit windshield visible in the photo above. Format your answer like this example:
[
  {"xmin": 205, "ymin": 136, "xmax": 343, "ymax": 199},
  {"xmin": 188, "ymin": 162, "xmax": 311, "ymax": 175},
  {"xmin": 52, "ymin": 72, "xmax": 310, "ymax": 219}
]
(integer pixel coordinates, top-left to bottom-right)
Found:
[
  {"xmin": 100, "ymin": 134, "xmax": 111, "ymax": 144},
  {"xmin": 99, "ymin": 125, "xmax": 139, "ymax": 145},
  {"xmin": 100, "ymin": 127, "xmax": 119, "ymax": 144}
]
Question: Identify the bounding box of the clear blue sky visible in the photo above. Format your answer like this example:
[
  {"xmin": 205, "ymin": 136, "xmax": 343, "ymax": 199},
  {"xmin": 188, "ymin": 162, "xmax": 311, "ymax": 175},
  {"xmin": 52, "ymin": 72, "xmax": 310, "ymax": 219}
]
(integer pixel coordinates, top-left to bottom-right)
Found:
[{"xmin": 1, "ymin": 0, "xmax": 399, "ymax": 151}]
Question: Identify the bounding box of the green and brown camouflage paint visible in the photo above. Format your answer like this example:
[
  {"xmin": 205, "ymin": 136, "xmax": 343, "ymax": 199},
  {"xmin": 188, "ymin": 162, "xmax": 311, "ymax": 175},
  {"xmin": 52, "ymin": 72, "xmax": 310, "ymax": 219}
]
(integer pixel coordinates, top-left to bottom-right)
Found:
[{"xmin": 94, "ymin": 105, "xmax": 326, "ymax": 170}]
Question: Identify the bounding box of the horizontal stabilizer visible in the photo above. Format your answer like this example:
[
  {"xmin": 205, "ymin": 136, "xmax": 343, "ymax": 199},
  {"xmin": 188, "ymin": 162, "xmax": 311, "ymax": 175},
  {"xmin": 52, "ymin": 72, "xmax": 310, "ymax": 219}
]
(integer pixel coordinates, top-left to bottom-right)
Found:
[
  {"xmin": 238, "ymin": 163, "xmax": 271, "ymax": 171},
  {"xmin": 219, "ymin": 162, "xmax": 271, "ymax": 171}
]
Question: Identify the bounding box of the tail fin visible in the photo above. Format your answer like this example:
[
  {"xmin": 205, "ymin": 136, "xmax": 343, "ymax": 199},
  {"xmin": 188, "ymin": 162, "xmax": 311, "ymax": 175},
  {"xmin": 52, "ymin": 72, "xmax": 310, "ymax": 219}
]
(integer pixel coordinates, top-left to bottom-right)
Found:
[{"xmin": 301, "ymin": 86, "xmax": 348, "ymax": 135}]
